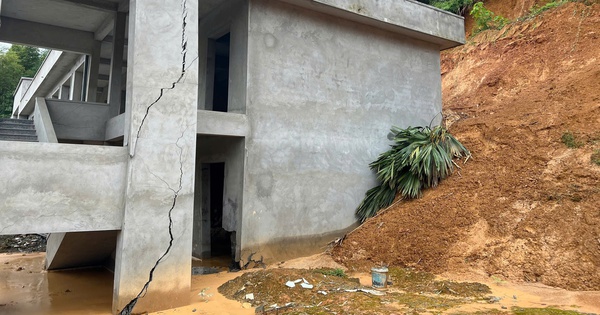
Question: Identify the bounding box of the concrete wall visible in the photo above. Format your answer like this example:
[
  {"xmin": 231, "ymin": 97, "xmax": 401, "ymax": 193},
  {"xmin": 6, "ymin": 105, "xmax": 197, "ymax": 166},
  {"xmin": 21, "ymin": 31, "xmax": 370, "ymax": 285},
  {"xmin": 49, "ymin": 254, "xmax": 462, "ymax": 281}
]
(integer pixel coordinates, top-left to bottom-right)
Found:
[
  {"xmin": 0, "ymin": 142, "xmax": 127, "ymax": 234},
  {"xmin": 240, "ymin": 0, "xmax": 443, "ymax": 262}
]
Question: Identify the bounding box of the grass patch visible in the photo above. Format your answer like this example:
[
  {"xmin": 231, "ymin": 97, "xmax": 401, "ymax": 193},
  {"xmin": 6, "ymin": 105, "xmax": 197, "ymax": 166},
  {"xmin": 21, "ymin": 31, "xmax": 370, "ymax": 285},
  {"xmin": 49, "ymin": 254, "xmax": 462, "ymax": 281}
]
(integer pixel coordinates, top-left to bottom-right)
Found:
[
  {"xmin": 315, "ymin": 268, "xmax": 347, "ymax": 278},
  {"xmin": 591, "ymin": 150, "xmax": 600, "ymax": 166},
  {"xmin": 561, "ymin": 131, "xmax": 582, "ymax": 148},
  {"xmin": 389, "ymin": 267, "xmax": 491, "ymax": 297},
  {"xmin": 529, "ymin": 0, "xmax": 568, "ymax": 16},
  {"xmin": 512, "ymin": 307, "xmax": 586, "ymax": 315}
]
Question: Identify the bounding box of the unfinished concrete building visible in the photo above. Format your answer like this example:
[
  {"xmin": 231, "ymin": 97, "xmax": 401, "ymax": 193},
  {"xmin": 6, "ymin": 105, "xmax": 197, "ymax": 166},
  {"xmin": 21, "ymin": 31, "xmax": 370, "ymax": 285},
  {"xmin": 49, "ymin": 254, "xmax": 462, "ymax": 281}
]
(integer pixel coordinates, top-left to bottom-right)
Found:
[{"xmin": 0, "ymin": 0, "xmax": 464, "ymax": 313}]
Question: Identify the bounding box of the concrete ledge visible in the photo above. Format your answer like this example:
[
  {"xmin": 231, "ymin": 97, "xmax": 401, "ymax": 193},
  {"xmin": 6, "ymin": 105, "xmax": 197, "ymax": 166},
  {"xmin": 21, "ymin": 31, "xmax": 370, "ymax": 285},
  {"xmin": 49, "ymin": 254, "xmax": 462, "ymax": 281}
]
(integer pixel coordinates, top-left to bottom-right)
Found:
[
  {"xmin": 283, "ymin": 0, "xmax": 465, "ymax": 49},
  {"xmin": 0, "ymin": 142, "xmax": 127, "ymax": 234},
  {"xmin": 197, "ymin": 110, "xmax": 249, "ymax": 137}
]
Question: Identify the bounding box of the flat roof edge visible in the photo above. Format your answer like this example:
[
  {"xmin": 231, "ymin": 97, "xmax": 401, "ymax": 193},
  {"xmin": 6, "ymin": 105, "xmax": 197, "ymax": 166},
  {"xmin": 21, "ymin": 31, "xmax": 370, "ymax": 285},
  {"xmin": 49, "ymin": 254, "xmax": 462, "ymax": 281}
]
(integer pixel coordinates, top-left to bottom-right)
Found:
[{"xmin": 281, "ymin": 0, "xmax": 465, "ymax": 49}]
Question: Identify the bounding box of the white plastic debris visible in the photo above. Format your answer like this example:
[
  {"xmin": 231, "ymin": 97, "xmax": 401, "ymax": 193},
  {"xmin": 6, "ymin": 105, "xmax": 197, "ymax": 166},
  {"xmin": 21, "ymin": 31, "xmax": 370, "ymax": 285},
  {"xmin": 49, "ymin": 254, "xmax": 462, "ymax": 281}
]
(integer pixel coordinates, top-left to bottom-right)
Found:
[
  {"xmin": 285, "ymin": 281, "xmax": 296, "ymax": 288},
  {"xmin": 318, "ymin": 290, "xmax": 328, "ymax": 295},
  {"xmin": 245, "ymin": 293, "xmax": 254, "ymax": 300},
  {"xmin": 300, "ymin": 282, "xmax": 313, "ymax": 289},
  {"xmin": 358, "ymin": 288, "xmax": 385, "ymax": 296},
  {"xmin": 302, "ymin": 278, "xmax": 308, "ymax": 283},
  {"xmin": 293, "ymin": 279, "xmax": 303, "ymax": 283},
  {"xmin": 344, "ymin": 288, "xmax": 386, "ymax": 296}
]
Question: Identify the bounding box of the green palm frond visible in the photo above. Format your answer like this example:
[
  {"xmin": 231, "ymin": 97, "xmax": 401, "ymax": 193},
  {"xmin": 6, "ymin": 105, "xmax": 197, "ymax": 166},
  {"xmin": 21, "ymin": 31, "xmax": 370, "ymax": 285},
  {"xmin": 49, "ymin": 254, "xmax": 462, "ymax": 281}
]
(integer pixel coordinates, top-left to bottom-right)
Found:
[{"xmin": 356, "ymin": 125, "xmax": 470, "ymax": 222}]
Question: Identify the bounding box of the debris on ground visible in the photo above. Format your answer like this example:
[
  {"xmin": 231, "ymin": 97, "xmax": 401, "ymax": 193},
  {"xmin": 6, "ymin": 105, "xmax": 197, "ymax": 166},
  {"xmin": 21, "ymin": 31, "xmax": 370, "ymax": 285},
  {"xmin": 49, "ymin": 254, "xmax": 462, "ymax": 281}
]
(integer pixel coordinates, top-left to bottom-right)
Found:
[{"xmin": 219, "ymin": 267, "xmax": 495, "ymax": 314}]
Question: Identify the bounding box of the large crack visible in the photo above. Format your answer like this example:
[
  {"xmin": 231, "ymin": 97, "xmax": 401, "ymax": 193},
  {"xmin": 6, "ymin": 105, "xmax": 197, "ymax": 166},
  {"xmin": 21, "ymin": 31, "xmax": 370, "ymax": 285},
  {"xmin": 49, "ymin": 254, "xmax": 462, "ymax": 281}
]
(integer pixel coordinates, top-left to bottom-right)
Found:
[
  {"xmin": 119, "ymin": 1, "xmax": 190, "ymax": 314},
  {"xmin": 119, "ymin": 131, "xmax": 186, "ymax": 315},
  {"xmin": 129, "ymin": 0, "xmax": 189, "ymax": 158}
]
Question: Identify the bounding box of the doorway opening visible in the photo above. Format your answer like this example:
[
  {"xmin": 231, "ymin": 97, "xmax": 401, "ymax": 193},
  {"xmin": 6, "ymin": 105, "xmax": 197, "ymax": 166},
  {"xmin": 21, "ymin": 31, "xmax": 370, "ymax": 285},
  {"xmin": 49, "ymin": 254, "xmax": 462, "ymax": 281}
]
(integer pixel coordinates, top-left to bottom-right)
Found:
[
  {"xmin": 207, "ymin": 162, "xmax": 231, "ymax": 257},
  {"xmin": 211, "ymin": 33, "xmax": 230, "ymax": 112}
]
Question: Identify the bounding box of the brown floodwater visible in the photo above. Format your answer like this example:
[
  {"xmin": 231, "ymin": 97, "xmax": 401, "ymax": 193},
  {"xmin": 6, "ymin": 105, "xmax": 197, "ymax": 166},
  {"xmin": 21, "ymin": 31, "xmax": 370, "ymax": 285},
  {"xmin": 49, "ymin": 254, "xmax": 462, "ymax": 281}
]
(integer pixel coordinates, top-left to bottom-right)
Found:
[
  {"xmin": 1, "ymin": 253, "xmax": 599, "ymax": 315},
  {"xmin": 0, "ymin": 253, "xmax": 112, "ymax": 315}
]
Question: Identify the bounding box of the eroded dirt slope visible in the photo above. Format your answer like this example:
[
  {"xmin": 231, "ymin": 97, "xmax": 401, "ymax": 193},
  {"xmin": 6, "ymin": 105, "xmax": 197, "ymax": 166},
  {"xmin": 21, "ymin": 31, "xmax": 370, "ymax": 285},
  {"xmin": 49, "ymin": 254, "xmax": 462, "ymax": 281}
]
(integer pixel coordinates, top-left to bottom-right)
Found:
[{"xmin": 333, "ymin": 2, "xmax": 600, "ymax": 291}]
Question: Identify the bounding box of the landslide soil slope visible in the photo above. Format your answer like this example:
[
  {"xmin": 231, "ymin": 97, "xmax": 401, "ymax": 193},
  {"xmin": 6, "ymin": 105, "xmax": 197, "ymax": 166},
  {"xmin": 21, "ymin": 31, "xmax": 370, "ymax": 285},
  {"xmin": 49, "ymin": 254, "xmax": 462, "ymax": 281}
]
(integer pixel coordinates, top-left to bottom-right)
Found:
[{"xmin": 333, "ymin": 2, "xmax": 600, "ymax": 291}]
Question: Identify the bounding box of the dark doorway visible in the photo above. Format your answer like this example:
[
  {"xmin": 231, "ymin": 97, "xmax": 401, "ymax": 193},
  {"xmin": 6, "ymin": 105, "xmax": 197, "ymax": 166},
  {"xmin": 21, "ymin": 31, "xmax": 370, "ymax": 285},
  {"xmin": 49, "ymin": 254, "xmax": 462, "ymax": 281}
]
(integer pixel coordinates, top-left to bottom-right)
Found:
[
  {"xmin": 212, "ymin": 33, "xmax": 230, "ymax": 112},
  {"xmin": 208, "ymin": 162, "xmax": 231, "ymax": 257}
]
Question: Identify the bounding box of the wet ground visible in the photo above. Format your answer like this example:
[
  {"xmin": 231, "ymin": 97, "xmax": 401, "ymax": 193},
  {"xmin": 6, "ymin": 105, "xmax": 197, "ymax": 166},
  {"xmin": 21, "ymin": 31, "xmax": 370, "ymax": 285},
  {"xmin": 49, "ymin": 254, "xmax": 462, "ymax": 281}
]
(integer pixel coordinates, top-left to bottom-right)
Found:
[{"xmin": 1, "ymin": 253, "xmax": 599, "ymax": 315}]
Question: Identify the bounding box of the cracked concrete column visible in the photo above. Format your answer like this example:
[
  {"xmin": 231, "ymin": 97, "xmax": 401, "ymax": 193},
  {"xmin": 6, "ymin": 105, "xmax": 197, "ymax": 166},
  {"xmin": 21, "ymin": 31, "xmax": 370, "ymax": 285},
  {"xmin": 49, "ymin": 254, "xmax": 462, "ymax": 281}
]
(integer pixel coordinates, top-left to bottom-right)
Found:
[{"xmin": 112, "ymin": 0, "xmax": 198, "ymax": 314}]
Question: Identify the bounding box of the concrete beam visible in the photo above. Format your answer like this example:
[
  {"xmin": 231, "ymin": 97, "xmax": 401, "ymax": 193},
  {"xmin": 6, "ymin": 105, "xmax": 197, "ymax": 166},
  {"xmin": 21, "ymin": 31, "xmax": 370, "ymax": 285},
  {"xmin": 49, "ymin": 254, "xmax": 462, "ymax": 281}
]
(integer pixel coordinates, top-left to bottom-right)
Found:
[
  {"xmin": 0, "ymin": 142, "xmax": 127, "ymax": 234},
  {"xmin": 85, "ymin": 42, "xmax": 102, "ymax": 102},
  {"xmin": 100, "ymin": 58, "xmax": 127, "ymax": 67},
  {"xmin": 95, "ymin": 15, "xmax": 115, "ymax": 41},
  {"xmin": 0, "ymin": 17, "xmax": 95, "ymax": 54},
  {"xmin": 108, "ymin": 12, "xmax": 126, "ymax": 117},
  {"xmin": 197, "ymin": 110, "xmax": 248, "ymax": 137},
  {"xmin": 48, "ymin": 0, "xmax": 118, "ymax": 12}
]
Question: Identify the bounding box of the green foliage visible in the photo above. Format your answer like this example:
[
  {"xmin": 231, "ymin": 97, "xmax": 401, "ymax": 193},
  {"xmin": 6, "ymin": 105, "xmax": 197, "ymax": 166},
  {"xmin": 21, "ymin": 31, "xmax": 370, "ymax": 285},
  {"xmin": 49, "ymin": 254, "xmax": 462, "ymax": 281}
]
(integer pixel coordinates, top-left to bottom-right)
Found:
[
  {"xmin": 591, "ymin": 150, "xmax": 600, "ymax": 166},
  {"xmin": 512, "ymin": 307, "xmax": 585, "ymax": 315},
  {"xmin": 0, "ymin": 52, "xmax": 25, "ymax": 117},
  {"xmin": 529, "ymin": 0, "xmax": 568, "ymax": 16},
  {"xmin": 431, "ymin": 0, "xmax": 475, "ymax": 15},
  {"xmin": 356, "ymin": 125, "xmax": 470, "ymax": 222},
  {"xmin": 0, "ymin": 45, "xmax": 46, "ymax": 118},
  {"xmin": 316, "ymin": 268, "xmax": 347, "ymax": 278},
  {"xmin": 470, "ymin": 2, "xmax": 509, "ymax": 33},
  {"xmin": 561, "ymin": 131, "xmax": 581, "ymax": 148}
]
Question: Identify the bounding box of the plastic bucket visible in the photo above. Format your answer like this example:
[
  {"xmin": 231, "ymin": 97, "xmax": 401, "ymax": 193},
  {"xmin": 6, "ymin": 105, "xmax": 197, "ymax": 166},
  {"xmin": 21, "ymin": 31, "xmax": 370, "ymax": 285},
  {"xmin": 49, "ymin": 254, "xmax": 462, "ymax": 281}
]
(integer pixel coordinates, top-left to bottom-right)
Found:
[{"xmin": 371, "ymin": 266, "xmax": 389, "ymax": 288}]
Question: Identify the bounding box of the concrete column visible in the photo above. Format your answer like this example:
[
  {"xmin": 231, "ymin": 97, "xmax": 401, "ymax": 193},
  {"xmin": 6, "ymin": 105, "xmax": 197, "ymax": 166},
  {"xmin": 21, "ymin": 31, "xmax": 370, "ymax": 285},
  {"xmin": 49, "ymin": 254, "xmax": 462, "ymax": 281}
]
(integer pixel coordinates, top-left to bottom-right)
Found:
[
  {"xmin": 86, "ymin": 41, "xmax": 101, "ymax": 102},
  {"xmin": 69, "ymin": 71, "xmax": 84, "ymax": 101},
  {"xmin": 108, "ymin": 12, "xmax": 126, "ymax": 117},
  {"xmin": 59, "ymin": 85, "xmax": 69, "ymax": 100},
  {"xmin": 112, "ymin": 0, "xmax": 198, "ymax": 314}
]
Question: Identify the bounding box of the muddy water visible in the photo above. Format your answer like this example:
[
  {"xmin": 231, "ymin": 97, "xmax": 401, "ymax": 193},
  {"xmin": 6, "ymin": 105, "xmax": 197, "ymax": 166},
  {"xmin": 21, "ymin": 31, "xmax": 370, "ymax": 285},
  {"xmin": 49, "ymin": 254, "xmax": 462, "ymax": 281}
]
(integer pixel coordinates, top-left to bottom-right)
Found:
[
  {"xmin": 0, "ymin": 253, "xmax": 253, "ymax": 315},
  {"xmin": 2, "ymin": 253, "xmax": 599, "ymax": 315},
  {"xmin": 0, "ymin": 253, "xmax": 112, "ymax": 315}
]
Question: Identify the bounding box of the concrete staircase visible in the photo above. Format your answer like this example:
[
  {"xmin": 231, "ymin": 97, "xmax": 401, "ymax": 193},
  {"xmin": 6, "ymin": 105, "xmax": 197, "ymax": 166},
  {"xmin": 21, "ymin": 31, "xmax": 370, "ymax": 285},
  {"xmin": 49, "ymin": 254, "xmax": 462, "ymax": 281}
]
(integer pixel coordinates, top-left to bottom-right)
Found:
[{"xmin": 0, "ymin": 118, "xmax": 37, "ymax": 142}]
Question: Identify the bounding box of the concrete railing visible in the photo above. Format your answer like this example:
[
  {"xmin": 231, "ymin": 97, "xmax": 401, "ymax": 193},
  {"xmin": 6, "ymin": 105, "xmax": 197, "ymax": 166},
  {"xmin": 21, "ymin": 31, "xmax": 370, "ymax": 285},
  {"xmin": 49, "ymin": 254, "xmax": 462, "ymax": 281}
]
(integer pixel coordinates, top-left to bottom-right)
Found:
[
  {"xmin": 32, "ymin": 97, "xmax": 58, "ymax": 143},
  {"xmin": 0, "ymin": 142, "xmax": 128, "ymax": 235},
  {"xmin": 45, "ymin": 99, "xmax": 110, "ymax": 142}
]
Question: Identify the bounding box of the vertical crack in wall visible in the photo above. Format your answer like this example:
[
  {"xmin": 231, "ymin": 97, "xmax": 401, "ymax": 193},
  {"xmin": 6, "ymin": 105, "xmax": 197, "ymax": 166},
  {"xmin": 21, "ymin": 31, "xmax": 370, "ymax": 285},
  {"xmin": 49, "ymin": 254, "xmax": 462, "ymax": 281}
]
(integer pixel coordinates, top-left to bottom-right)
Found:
[
  {"xmin": 129, "ymin": 0, "xmax": 189, "ymax": 158},
  {"xmin": 119, "ymin": 1, "xmax": 189, "ymax": 314}
]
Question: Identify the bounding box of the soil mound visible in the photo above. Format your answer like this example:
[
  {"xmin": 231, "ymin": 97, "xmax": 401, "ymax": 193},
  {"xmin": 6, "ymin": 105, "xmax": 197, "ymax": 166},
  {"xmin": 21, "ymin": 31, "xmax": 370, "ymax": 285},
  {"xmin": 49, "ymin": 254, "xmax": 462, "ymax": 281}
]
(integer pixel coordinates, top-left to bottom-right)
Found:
[{"xmin": 332, "ymin": 2, "xmax": 600, "ymax": 291}]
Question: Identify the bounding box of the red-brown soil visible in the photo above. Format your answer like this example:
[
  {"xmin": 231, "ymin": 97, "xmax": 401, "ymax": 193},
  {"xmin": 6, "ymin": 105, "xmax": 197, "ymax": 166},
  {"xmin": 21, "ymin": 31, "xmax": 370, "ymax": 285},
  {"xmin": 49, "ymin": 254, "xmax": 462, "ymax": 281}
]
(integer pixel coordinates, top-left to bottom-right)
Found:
[{"xmin": 332, "ymin": 1, "xmax": 600, "ymax": 291}]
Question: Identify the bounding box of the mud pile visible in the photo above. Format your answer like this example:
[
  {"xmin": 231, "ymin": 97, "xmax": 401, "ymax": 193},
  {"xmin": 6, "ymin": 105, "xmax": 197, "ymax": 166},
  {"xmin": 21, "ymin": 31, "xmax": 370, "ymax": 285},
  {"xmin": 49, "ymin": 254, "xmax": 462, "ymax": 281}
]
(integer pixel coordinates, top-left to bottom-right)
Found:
[{"xmin": 333, "ymin": 2, "xmax": 600, "ymax": 291}]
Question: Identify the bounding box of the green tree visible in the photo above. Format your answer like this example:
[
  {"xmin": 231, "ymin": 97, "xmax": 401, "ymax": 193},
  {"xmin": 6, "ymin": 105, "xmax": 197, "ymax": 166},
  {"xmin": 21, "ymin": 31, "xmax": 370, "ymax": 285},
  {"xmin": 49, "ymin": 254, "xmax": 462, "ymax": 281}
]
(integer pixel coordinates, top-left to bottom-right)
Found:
[
  {"xmin": 0, "ymin": 52, "xmax": 25, "ymax": 117},
  {"xmin": 8, "ymin": 45, "xmax": 45, "ymax": 77},
  {"xmin": 0, "ymin": 45, "xmax": 45, "ymax": 117}
]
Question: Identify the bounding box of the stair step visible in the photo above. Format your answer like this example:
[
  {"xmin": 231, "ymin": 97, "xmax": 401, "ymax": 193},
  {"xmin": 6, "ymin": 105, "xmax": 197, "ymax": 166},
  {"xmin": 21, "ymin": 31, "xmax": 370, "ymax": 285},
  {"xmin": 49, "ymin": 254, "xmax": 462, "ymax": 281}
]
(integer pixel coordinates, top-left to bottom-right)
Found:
[
  {"xmin": 0, "ymin": 128, "xmax": 37, "ymax": 136},
  {"xmin": 0, "ymin": 134, "xmax": 38, "ymax": 142},
  {"xmin": 0, "ymin": 118, "xmax": 34, "ymax": 125},
  {"xmin": 0, "ymin": 124, "xmax": 35, "ymax": 130}
]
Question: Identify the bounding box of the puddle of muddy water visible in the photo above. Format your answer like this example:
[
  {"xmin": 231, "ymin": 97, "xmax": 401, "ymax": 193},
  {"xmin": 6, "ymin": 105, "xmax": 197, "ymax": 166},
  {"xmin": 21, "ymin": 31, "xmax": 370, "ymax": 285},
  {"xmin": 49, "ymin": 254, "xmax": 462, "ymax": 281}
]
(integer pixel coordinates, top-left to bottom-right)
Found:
[{"xmin": 0, "ymin": 253, "xmax": 113, "ymax": 315}]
